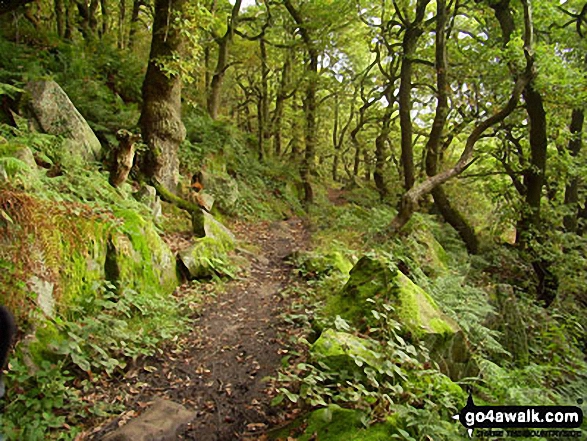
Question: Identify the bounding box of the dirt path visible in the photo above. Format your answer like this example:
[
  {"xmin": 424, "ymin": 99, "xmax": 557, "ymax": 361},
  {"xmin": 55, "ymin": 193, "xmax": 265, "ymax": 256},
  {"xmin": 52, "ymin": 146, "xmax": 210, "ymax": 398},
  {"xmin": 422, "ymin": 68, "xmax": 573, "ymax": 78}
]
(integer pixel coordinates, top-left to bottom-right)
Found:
[{"xmin": 89, "ymin": 217, "xmax": 309, "ymax": 440}]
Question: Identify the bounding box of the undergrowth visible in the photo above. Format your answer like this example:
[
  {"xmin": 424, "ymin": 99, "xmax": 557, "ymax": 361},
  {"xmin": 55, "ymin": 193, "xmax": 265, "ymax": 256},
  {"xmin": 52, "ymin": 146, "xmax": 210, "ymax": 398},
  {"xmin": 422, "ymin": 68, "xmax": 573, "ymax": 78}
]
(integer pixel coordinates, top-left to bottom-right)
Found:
[{"xmin": 271, "ymin": 186, "xmax": 587, "ymax": 440}]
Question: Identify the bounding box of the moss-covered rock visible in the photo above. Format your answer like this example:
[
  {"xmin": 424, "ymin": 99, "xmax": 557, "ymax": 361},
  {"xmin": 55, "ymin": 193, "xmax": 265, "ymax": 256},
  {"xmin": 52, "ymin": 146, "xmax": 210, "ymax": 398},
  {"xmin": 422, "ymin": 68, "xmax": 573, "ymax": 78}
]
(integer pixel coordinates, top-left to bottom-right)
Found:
[
  {"xmin": 310, "ymin": 328, "xmax": 382, "ymax": 373},
  {"xmin": 201, "ymin": 166, "xmax": 239, "ymax": 213},
  {"xmin": 296, "ymin": 250, "xmax": 353, "ymax": 279},
  {"xmin": 0, "ymin": 191, "xmax": 179, "ymax": 370},
  {"xmin": 323, "ymin": 255, "xmax": 396, "ymax": 326},
  {"xmin": 110, "ymin": 209, "xmax": 178, "ymax": 296},
  {"xmin": 178, "ymin": 216, "xmax": 236, "ymax": 279},
  {"xmin": 0, "ymin": 143, "xmax": 39, "ymax": 186},
  {"xmin": 24, "ymin": 80, "xmax": 102, "ymax": 161},
  {"xmin": 404, "ymin": 214, "xmax": 450, "ymax": 276},
  {"xmin": 296, "ymin": 405, "xmax": 395, "ymax": 441},
  {"xmin": 323, "ymin": 255, "xmax": 477, "ymax": 380}
]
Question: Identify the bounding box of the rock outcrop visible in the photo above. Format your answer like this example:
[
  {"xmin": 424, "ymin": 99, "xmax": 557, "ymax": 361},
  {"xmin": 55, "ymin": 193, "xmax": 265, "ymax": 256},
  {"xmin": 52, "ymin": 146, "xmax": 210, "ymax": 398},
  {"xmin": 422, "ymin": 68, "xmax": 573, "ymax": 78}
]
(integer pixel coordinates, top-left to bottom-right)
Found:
[
  {"xmin": 324, "ymin": 255, "xmax": 478, "ymax": 380},
  {"xmin": 25, "ymin": 80, "xmax": 101, "ymax": 161}
]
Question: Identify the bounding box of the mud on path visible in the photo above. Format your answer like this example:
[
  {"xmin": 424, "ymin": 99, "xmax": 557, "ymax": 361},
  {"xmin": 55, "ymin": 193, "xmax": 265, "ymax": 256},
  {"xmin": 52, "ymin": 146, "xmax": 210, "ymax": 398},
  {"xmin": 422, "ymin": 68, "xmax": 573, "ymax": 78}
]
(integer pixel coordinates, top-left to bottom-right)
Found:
[{"xmin": 88, "ymin": 217, "xmax": 309, "ymax": 441}]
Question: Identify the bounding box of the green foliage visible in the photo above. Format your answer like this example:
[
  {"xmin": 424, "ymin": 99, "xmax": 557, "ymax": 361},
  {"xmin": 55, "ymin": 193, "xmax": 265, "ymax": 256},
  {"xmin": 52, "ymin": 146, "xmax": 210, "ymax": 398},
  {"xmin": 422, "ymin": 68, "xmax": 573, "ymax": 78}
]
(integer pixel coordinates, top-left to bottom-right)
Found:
[
  {"xmin": 275, "ymin": 309, "xmax": 465, "ymax": 440},
  {"xmin": 180, "ymin": 105, "xmax": 303, "ymax": 219},
  {"xmin": 1, "ymin": 279, "xmax": 191, "ymax": 440},
  {"xmin": 1, "ymin": 359, "xmax": 85, "ymax": 440}
]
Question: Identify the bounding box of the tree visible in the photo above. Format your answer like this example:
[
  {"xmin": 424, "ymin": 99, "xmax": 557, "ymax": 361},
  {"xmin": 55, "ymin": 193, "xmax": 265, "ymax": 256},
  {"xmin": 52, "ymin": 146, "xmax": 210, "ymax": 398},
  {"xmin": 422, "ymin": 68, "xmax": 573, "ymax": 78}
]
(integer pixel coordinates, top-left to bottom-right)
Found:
[
  {"xmin": 139, "ymin": 0, "xmax": 187, "ymax": 193},
  {"xmin": 207, "ymin": 0, "xmax": 243, "ymax": 119},
  {"xmin": 388, "ymin": 0, "xmax": 536, "ymax": 235}
]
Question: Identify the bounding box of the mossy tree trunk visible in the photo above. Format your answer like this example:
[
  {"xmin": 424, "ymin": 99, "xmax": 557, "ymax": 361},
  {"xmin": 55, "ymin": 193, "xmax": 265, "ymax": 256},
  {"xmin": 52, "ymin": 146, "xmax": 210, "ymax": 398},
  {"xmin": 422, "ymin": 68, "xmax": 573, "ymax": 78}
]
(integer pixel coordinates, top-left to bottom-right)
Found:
[{"xmin": 139, "ymin": 0, "xmax": 187, "ymax": 194}]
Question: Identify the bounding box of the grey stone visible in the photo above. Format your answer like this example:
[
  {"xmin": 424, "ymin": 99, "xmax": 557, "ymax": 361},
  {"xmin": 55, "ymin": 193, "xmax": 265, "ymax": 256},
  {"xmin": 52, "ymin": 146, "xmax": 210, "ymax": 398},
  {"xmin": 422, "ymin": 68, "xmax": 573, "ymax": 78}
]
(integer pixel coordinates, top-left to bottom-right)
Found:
[
  {"xmin": 25, "ymin": 80, "xmax": 101, "ymax": 161},
  {"xmin": 134, "ymin": 185, "xmax": 163, "ymax": 221},
  {"xmin": 10, "ymin": 144, "xmax": 36, "ymax": 169},
  {"xmin": 101, "ymin": 398, "xmax": 195, "ymax": 441},
  {"xmin": 203, "ymin": 211, "xmax": 235, "ymax": 242},
  {"xmin": 201, "ymin": 169, "xmax": 239, "ymax": 212},
  {"xmin": 28, "ymin": 276, "xmax": 55, "ymax": 317}
]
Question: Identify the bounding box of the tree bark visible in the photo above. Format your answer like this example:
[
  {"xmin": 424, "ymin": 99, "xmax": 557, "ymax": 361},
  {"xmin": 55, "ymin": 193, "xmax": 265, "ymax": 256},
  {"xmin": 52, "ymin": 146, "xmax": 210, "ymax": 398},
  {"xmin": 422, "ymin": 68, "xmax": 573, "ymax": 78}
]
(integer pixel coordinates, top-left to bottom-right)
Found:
[
  {"xmin": 139, "ymin": 0, "xmax": 187, "ymax": 193},
  {"xmin": 424, "ymin": 0, "xmax": 479, "ymax": 253},
  {"xmin": 284, "ymin": 0, "xmax": 318, "ymax": 205},
  {"xmin": 390, "ymin": 62, "xmax": 532, "ymax": 232},
  {"xmin": 272, "ymin": 55, "xmax": 291, "ymax": 156},
  {"xmin": 55, "ymin": 0, "xmax": 65, "ymax": 37},
  {"xmin": 398, "ymin": 0, "xmax": 430, "ymax": 191},
  {"xmin": 100, "ymin": 0, "xmax": 108, "ymax": 36},
  {"xmin": 127, "ymin": 0, "xmax": 142, "ymax": 49},
  {"xmin": 117, "ymin": 0, "xmax": 126, "ymax": 48},
  {"xmin": 207, "ymin": 0, "xmax": 242, "ymax": 119},
  {"xmin": 563, "ymin": 108, "xmax": 585, "ymax": 232},
  {"xmin": 257, "ymin": 38, "xmax": 269, "ymax": 159},
  {"xmin": 491, "ymin": 0, "xmax": 557, "ymax": 306},
  {"xmin": 109, "ymin": 130, "xmax": 140, "ymax": 187},
  {"xmin": 517, "ymin": 84, "xmax": 547, "ymax": 244}
]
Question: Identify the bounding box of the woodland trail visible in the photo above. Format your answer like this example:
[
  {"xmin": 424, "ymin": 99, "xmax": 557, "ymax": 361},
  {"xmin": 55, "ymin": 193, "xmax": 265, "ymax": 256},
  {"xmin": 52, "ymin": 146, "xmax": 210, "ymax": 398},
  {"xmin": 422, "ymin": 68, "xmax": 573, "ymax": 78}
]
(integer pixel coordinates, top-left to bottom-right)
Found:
[{"xmin": 88, "ymin": 217, "xmax": 310, "ymax": 441}]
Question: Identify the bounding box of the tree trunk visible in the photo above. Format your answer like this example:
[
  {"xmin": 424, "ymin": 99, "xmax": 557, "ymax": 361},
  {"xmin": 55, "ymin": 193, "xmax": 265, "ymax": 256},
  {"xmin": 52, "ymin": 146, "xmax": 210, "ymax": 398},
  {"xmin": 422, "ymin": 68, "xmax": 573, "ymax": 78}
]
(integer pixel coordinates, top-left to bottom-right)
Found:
[
  {"xmin": 273, "ymin": 55, "xmax": 291, "ymax": 156},
  {"xmin": 55, "ymin": 0, "xmax": 65, "ymax": 37},
  {"xmin": 284, "ymin": 0, "xmax": 318, "ymax": 205},
  {"xmin": 127, "ymin": 0, "xmax": 142, "ymax": 49},
  {"xmin": 398, "ymin": 0, "xmax": 430, "ymax": 191},
  {"xmin": 117, "ymin": 0, "xmax": 126, "ymax": 49},
  {"xmin": 0, "ymin": 0, "xmax": 34, "ymax": 15},
  {"xmin": 390, "ymin": 64, "xmax": 531, "ymax": 232},
  {"xmin": 332, "ymin": 93, "xmax": 340, "ymax": 181},
  {"xmin": 424, "ymin": 0, "xmax": 479, "ymax": 253},
  {"xmin": 257, "ymin": 38, "xmax": 269, "ymax": 159},
  {"xmin": 64, "ymin": 0, "xmax": 73, "ymax": 40},
  {"xmin": 207, "ymin": 0, "xmax": 242, "ymax": 119},
  {"xmin": 100, "ymin": 0, "xmax": 108, "ymax": 37},
  {"xmin": 373, "ymin": 125, "xmax": 388, "ymax": 198},
  {"xmin": 301, "ymin": 48, "xmax": 318, "ymax": 204},
  {"xmin": 139, "ymin": 0, "xmax": 187, "ymax": 193},
  {"xmin": 491, "ymin": 0, "xmax": 557, "ymax": 306},
  {"xmin": 517, "ymin": 84, "xmax": 547, "ymax": 244},
  {"xmin": 563, "ymin": 108, "xmax": 585, "ymax": 232}
]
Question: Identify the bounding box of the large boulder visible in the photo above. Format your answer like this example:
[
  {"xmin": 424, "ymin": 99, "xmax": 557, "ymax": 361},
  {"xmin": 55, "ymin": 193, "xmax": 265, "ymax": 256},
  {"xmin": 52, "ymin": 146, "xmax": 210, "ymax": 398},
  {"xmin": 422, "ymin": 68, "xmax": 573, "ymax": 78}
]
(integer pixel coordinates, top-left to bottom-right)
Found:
[
  {"xmin": 292, "ymin": 250, "xmax": 353, "ymax": 279},
  {"xmin": 133, "ymin": 185, "xmax": 163, "ymax": 222},
  {"xmin": 324, "ymin": 255, "xmax": 477, "ymax": 380},
  {"xmin": 25, "ymin": 80, "xmax": 101, "ymax": 161},
  {"xmin": 108, "ymin": 209, "xmax": 178, "ymax": 295}
]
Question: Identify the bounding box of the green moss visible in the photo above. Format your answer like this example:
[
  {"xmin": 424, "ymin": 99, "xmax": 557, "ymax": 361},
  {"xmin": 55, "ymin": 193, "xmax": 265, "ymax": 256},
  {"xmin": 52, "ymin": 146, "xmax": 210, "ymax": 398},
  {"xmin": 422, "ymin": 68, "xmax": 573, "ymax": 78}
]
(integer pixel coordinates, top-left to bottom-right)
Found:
[
  {"xmin": 179, "ymin": 235, "xmax": 237, "ymax": 279},
  {"xmin": 297, "ymin": 405, "xmax": 396, "ymax": 441},
  {"xmin": 404, "ymin": 214, "xmax": 451, "ymax": 275},
  {"xmin": 310, "ymin": 329, "xmax": 382, "ymax": 372},
  {"xmin": 429, "ymin": 317, "xmax": 455, "ymax": 335},
  {"xmin": 323, "ymin": 256, "xmax": 397, "ymax": 327},
  {"xmin": 111, "ymin": 208, "xmax": 178, "ymax": 295},
  {"xmin": 299, "ymin": 251, "xmax": 353, "ymax": 279},
  {"xmin": 28, "ymin": 320, "xmax": 65, "ymax": 365}
]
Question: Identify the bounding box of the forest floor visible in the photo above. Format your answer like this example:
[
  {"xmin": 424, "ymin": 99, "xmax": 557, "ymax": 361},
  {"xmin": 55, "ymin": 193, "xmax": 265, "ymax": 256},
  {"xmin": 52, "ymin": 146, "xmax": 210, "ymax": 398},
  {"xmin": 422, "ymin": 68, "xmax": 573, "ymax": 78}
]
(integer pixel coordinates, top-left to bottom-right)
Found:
[{"xmin": 86, "ymin": 217, "xmax": 311, "ymax": 441}]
